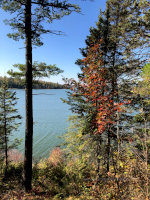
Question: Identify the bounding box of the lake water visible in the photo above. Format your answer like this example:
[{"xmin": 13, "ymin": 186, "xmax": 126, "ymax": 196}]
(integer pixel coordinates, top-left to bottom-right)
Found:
[{"xmin": 12, "ymin": 89, "xmax": 71, "ymax": 160}]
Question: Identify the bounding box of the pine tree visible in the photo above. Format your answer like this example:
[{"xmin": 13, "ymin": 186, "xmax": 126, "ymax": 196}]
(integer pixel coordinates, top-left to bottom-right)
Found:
[
  {"xmin": 75, "ymin": 0, "xmax": 150, "ymax": 171},
  {"xmin": 0, "ymin": 0, "xmax": 80, "ymax": 191},
  {"xmin": 7, "ymin": 61, "xmax": 64, "ymax": 86},
  {"xmin": 8, "ymin": 62, "xmax": 63, "ymax": 80},
  {"xmin": 0, "ymin": 78, "xmax": 21, "ymax": 175}
]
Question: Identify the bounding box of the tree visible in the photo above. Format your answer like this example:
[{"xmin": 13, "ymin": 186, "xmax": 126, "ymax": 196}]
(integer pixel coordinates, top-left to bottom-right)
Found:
[
  {"xmin": 0, "ymin": 78, "xmax": 21, "ymax": 175},
  {"xmin": 79, "ymin": 40, "xmax": 125, "ymax": 175},
  {"xmin": 132, "ymin": 63, "xmax": 150, "ymax": 199},
  {"xmin": 76, "ymin": 0, "xmax": 150, "ymax": 172},
  {"xmin": 8, "ymin": 62, "xmax": 63, "ymax": 80},
  {"xmin": 64, "ymin": 40, "xmax": 125, "ymax": 181},
  {"xmin": 63, "ymin": 3, "xmax": 149, "ymax": 193},
  {"xmin": 7, "ymin": 61, "xmax": 63, "ymax": 85},
  {"xmin": 78, "ymin": 0, "xmax": 150, "ymax": 113},
  {"xmin": 0, "ymin": 0, "xmax": 80, "ymax": 191},
  {"xmin": 62, "ymin": 1, "xmax": 150, "ymax": 197},
  {"xmin": 0, "ymin": 76, "xmax": 65, "ymax": 89}
]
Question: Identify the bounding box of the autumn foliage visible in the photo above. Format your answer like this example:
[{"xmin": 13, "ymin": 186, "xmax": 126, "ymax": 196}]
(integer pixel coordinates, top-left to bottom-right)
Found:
[
  {"xmin": 72, "ymin": 40, "xmax": 124, "ymax": 134},
  {"xmin": 48, "ymin": 147, "xmax": 64, "ymax": 166}
]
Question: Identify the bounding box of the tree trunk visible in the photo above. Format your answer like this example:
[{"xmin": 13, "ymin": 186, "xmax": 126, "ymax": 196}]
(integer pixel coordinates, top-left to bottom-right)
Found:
[
  {"xmin": 107, "ymin": 132, "xmax": 110, "ymax": 172},
  {"xmin": 4, "ymin": 115, "xmax": 8, "ymax": 175},
  {"xmin": 3, "ymin": 90, "xmax": 8, "ymax": 176},
  {"xmin": 23, "ymin": 0, "xmax": 33, "ymax": 192}
]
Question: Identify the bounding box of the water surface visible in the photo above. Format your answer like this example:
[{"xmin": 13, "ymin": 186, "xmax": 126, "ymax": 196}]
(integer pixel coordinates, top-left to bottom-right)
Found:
[{"xmin": 12, "ymin": 89, "xmax": 71, "ymax": 160}]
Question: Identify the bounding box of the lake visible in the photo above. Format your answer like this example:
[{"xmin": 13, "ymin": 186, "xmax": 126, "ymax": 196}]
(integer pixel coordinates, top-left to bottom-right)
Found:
[{"xmin": 11, "ymin": 89, "xmax": 72, "ymax": 160}]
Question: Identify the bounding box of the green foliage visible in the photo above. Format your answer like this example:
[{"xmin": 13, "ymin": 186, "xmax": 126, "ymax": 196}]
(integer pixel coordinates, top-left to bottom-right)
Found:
[
  {"xmin": 33, "ymin": 160, "xmax": 66, "ymax": 196},
  {"xmin": 7, "ymin": 61, "xmax": 64, "ymax": 89},
  {"xmin": 129, "ymin": 63, "xmax": 150, "ymax": 199},
  {"xmin": 0, "ymin": 0, "xmax": 80, "ymax": 46},
  {"xmin": 0, "ymin": 78, "xmax": 22, "ymax": 174},
  {"xmin": 137, "ymin": 63, "xmax": 150, "ymax": 99},
  {"xmin": 133, "ymin": 63, "xmax": 150, "ymax": 120},
  {"xmin": 141, "ymin": 63, "xmax": 150, "ymax": 78},
  {"xmin": 0, "ymin": 76, "xmax": 65, "ymax": 89},
  {"xmin": 7, "ymin": 61, "xmax": 64, "ymax": 80}
]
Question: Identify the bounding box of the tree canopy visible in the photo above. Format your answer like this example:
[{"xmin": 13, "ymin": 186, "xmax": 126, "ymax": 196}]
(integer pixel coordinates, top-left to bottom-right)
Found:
[
  {"xmin": 0, "ymin": 0, "xmax": 80, "ymax": 46},
  {"xmin": 8, "ymin": 62, "xmax": 63, "ymax": 79}
]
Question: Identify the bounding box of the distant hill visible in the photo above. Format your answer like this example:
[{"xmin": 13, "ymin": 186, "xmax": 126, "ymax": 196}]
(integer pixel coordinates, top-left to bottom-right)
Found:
[{"xmin": 0, "ymin": 76, "xmax": 65, "ymax": 89}]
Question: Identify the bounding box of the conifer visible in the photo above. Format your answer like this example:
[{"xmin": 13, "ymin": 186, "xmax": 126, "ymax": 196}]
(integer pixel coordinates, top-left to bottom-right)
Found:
[{"xmin": 0, "ymin": 78, "xmax": 21, "ymax": 175}]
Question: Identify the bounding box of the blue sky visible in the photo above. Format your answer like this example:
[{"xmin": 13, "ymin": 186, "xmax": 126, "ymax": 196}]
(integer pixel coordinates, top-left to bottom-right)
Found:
[{"xmin": 0, "ymin": 0, "xmax": 106, "ymax": 84}]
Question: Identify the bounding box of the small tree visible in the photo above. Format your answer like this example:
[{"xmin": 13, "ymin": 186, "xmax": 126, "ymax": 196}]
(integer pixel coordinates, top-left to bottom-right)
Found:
[{"xmin": 0, "ymin": 78, "xmax": 21, "ymax": 175}]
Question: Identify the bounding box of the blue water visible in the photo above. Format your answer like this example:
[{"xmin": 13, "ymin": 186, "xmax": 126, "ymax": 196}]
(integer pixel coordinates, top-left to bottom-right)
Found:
[{"xmin": 12, "ymin": 89, "xmax": 71, "ymax": 160}]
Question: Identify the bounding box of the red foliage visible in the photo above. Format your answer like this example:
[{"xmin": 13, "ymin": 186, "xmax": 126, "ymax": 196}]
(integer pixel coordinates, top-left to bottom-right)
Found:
[{"xmin": 78, "ymin": 40, "xmax": 125, "ymax": 134}]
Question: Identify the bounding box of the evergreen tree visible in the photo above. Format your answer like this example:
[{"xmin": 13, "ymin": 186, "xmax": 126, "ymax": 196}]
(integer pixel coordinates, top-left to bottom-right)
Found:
[
  {"xmin": 63, "ymin": 1, "xmax": 150, "ymax": 196},
  {"xmin": 0, "ymin": 0, "xmax": 80, "ymax": 191},
  {"xmin": 0, "ymin": 79, "xmax": 21, "ymax": 175},
  {"xmin": 131, "ymin": 63, "xmax": 150, "ymax": 199},
  {"xmin": 74, "ymin": 0, "xmax": 150, "ymax": 171},
  {"xmin": 7, "ymin": 61, "xmax": 64, "ymax": 87},
  {"xmin": 63, "ymin": 1, "xmax": 150, "ymax": 182},
  {"xmin": 8, "ymin": 62, "xmax": 63, "ymax": 81}
]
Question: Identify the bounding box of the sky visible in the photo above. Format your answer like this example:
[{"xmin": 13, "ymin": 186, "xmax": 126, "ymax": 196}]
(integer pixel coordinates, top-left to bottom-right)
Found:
[{"xmin": 0, "ymin": 0, "xmax": 106, "ymax": 84}]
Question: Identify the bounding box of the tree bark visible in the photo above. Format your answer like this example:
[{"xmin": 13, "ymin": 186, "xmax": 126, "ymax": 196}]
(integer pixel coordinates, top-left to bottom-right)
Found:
[
  {"xmin": 107, "ymin": 132, "xmax": 110, "ymax": 172},
  {"xmin": 23, "ymin": 0, "xmax": 33, "ymax": 192},
  {"xmin": 4, "ymin": 91, "xmax": 8, "ymax": 176}
]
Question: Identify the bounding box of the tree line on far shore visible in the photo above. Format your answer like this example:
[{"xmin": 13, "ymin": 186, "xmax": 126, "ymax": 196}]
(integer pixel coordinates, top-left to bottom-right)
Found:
[{"xmin": 0, "ymin": 76, "xmax": 65, "ymax": 89}]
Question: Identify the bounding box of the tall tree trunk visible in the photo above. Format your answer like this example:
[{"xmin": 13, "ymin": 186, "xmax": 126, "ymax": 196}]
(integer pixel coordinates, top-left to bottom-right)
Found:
[
  {"xmin": 3, "ymin": 91, "xmax": 8, "ymax": 176},
  {"xmin": 96, "ymin": 134, "xmax": 102, "ymax": 174},
  {"xmin": 4, "ymin": 115, "xmax": 8, "ymax": 175},
  {"xmin": 143, "ymin": 102, "xmax": 149, "ymax": 200},
  {"xmin": 4, "ymin": 125, "xmax": 8, "ymax": 175},
  {"xmin": 23, "ymin": 0, "xmax": 33, "ymax": 192},
  {"xmin": 116, "ymin": 111, "xmax": 120, "ymax": 154},
  {"xmin": 107, "ymin": 2, "xmax": 119, "ymax": 173},
  {"xmin": 107, "ymin": 132, "xmax": 110, "ymax": 172}
]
